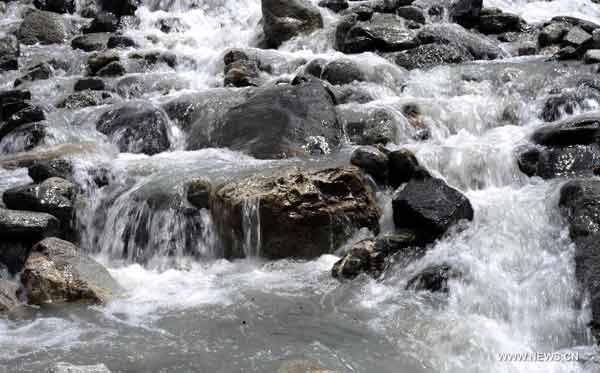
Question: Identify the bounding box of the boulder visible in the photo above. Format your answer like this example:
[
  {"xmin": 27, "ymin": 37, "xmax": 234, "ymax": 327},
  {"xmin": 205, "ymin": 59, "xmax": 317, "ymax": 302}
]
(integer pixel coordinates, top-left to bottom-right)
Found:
[
  {"xmin": 321, "ymin": 59, "xmax": 365, "ymax": 85},
  {"xmin": 388, "ymin": 149, "xmax": 430, "ymax": 189},
  {"xmin": 21, "ymin": 237, "xmax": 124, "ymax": 305},
  {"xmin": 335, "ymin": 13, "xmax": 416, "ymax": 54},
  {"xmin": 17, "ymin": 9, "xmax": 67, "ymax": 45},
  {"xmin": 0, "ymin": 279, "xmax": 19, "ymax": 312},
  {"xmin": 189, "ymin": 79, "xmax": 341, "ymax": 159},
  {"xmin": 0, "ymin": 35, "xmax": 19, "ymax": 72},
  {"xmin": 187, "ymin": 178, "xmax": 211, "ymax": 210},
  {"xmin": 33, "ymin": 0, "xmax": 75, "ymax": 14},
  {"xmin": 415, "ymin": 23, "xmax": 504, "ymax": 60},
  {"xmin": 262, "ymin": 0, "xmax": 323, "ymax": 48},
  {"xmin": 476, "ymin": 9, "xmax": 523, "ymax": 35},
  {"xmin": 396, "ymin": 5, "xmax": 426, "ymax": 24},
  {"xmin": 393, "ymin": 177, "xmax": 473, "ymax": 241},
  {"xmin": 71, "ymin": 33, "xmax": 110, "ymax": 52},
  {"xmin": 538, "ymin": 22, "xmax": 570, "ymax": 47},
  {"xmin": 224, "ymin": 57, "xmax": 261, "ymax": 87},
  {"xmin": 563, "ymin": 26, "xmax": 592, "ymax": 47},
  {"xmin": 96, "ymin": 102, "xmax": 171, "ymax": 155},
  {"xmin": 87, "ymin": 52, "xmax": 120, "ymax": 75},
  {"xmin": 28, "ymin": 159, "xmax": 74, "ymax": 183},
  {"xmin": 99, "ymin": 0, "xmax": 139, "ymax": 17},
  {"xmin": 449, "ymin": 0, "xmax": 482, "ymax": 28},
  {"xmin": 341, "ymin": 107, "xmax": 399, "ymax": 146},
  {"xmin": 107, "ymin": 35, "xmax": 137, "ymax": 49},
  {"xmin": 212, "ymin": 167, "xmax": 381, "ymax": 259},
  {"xmin": 84, "ymin": 12, "xmax": 119, "ymax": 33},
  {"xmin": 74, "ymin": 78, "xmax": 105, "ymax": 91},
  {"xmin": 14, "ymin": 62, "xmax": 53, "ymax": 87},
  {"xmin": 406, "ymin": 263, "xmax": 461, "ymax": 292},
  {"xmin": 350, "ymin": 145, "xmax": 389, "ymax": 183},
  {"xmin": 518, "ymin": 144, "xmax": 600, "ymax": 179},
  {"xmin": 390, "ymin": 42, "xmax": 472, "ymax": 70},
  {"xmin": 532, "ymin": 113, "xmax": 600, "ymax": 147},
  {"xmin": 372, "ymin": 0, "xmax": 414, "ymax": 14},
  {"xmin": 318, "ymin": 0, "xmax": 348, "ymax": 13},
  {"xmin": 0, "ymin": 105, "xmax": 45, "ymax": 141},
  {"xmin": 95, "ymin": 61, "xmax": 126, "ymax": 77}
]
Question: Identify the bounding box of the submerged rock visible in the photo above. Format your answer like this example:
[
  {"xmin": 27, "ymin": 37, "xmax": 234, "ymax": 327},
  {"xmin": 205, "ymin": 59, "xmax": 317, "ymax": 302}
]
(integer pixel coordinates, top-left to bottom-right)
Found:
[
  {"xmin": 406, "ymin": 263, "xmax": 461, "ymax": 293},
  {"xmin": 14, "ymin": 62, "xmax": 54, "ymax": 87},
  {"xmin": 21, "ymin": 237, "xmax": 123, "ymax": 305},
  {"xmin": 212, "ymin": 167, "xmax": 381, "ymax": 259},
  {"xmin": 261, "ymin": 0, "xmax": 323, "ymax": 48},
  {"xmin": 96, "ymin": 102, "xmax": 171, "ymax": 155},
  {"xmin": 393, "ymin": 177, "xmax": 473, "ymax": 242}
]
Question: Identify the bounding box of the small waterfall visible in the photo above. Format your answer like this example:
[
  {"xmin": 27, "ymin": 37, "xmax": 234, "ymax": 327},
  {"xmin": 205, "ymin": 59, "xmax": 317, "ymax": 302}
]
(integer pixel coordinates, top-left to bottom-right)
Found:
[{"xmin": 242, "ymin": 197, "xmax": 261, "ymax": 258}]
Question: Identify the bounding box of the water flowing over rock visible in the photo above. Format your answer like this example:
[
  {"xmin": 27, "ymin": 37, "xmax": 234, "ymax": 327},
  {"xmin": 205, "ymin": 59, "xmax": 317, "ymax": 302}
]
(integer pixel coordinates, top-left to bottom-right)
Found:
[
  {"xmin": 406, "ymin": 263, "xmax": 462, "ymax": 293},
  {"xmin": 0, "ymin": 279, "xmax": 19, "ymax": 312},
  {"xmin": 261, "ymin": 0, "xmax": 323, "ymax": 48},
  {"xmin": 212, "ymin": 167, "xmax": 381, "ymax": 259},
  {"xmin": 21, "ymin": 237, "xmax": 124, "ymax": 305}
]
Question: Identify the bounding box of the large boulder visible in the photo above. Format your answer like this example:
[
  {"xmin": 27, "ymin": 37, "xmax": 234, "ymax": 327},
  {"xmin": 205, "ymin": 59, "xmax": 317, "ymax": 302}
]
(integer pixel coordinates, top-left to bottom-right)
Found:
[
  {"xmin": 262, "ymin": 0, "xmax": 323, "ymax": 48},
  {"xmin": 476, "ymin": 8, "xmax": 523, "ymax": 35},
  {"xmin": 393, "ymin": 177, "xmax": 474, "ymax": 242},
  {"xmin": 21, "ymin": 237, "xmax": 123, "ymax": 305},
  {"xmin": 321, "ymin": 59, "xmax": 365, "ymax": 85},
  {"xmin": 17, "ymin": 9, "xmax": 68, "ymax": 45},
  {"xmin": 189, "ymin": 79, "xmax": 341, "ymax": 159},
  {"xmin": 96, "ymin": 102, "xmax": 171, "ymax": 155},
  {"xmin": 335, "ymin": 13, "xmax": 416, "ymax": 54},
  {"xmin": 212, "ymin": 167, "xmax": 381, "ymax": 259},
  {"xmin": 33, "ymin": 0, "xmax": 76, "ymax": 14},
  {"xmin": 2, "ymin": 177, "xmax": 76, "ymax": 223},
  {"xmin": 350, "ymin": 145, "xmax": 389, "ymax": 183},
  {"xmin": 0, "ymin": 35, "xmax": 19, "ymax": 72}
]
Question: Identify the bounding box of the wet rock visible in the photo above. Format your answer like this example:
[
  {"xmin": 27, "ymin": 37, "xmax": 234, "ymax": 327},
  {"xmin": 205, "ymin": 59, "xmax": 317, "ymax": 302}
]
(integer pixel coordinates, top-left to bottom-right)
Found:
[
  {"xmin": 190, "ymin": 79, "xmax": 341, "ymax": 158},
  {"xmin": 0, "ymin": 279, "xmax": 19, "ymax": 312},
  {"xmin": 96, "ymin": 61, "xmax": 126, "ymax": 77},
  {"xmin": 388, "ymin": 148, "xmax": 430, "ymax": 189},
  {"xmin": 390, "ymin": 42, "xmax": 472, "ymax": 70},
  {"xmin": 552, "ymin": 16, "xmax": 600, "ymax": 35},
  {"xmin": 518, "ymin": 144, "xmax": 600, "ymax": 179},
  {"xmin": 0, "ymin": 105, "xmax": 45, "ymax": 140},
  {"xmin": 585, "ymin": 49, "xmax": 600, "ymax": 64},
  {"xmin": 128, "ymin": 51, "xmax": 177, "ymax": 69},
  {"xmin": 156, "ymin": 17, "xmax": 189, "ymax": 33},
  {"xmin": 47, "ymin": 363, "xmax": 111, "ymax": 373},
  {"xmin": 0, "ymin": 90, "xmax": 31, "ymax": 121},
  {"xmin": 28, "ymin": 159, "xmax": 74, "ymax": 183},
  {"xmin": 224, "ymin": 57, "xmax": 260, "ymax": 87},
  {"xmin": 3, "ymin": 177, "xmax": 77, "ymax": 223},
  {"xmin": 335, "ymin": 13, "xmax": 416, "ymax": 54},
  {"xmin": 396, "ymin": 5, "xmax": 426, "ymax": 24},
  {"xmin": 541, "ymin": 86, "xmax": 600, "ymax": 122},
  {"xmin": 0, "ymin": 208, "xmax": 60, "ymax": 241},
  {"xmin": 350, "ymin": 145, "xmax": 389, "ymax": 183},
  {"xmin": 372, "ymin": 0, "xmax": 414, "ymax": 14},
  {"xmin": 0, "ymin": 35, "xmax": 19, "ymax": 72},
  {"xmin": 563, "ymin": 26, "xmax": 592, "ymax": 47},
  {"xmin": 321, "ymin": 59, "xmax": 365, "ymax": 85},
  {"xmin": 84, "ymin": 12, "xmax": 119, "ymax": 33},
  {"xmin": 187, "ymin": 178, "xmax": 211, "ymax": 210},
  {"xmin": 342, "ymin": 107, "xmax": 399, "ymax": 146},
  {"xmin": 71, "ymin": 32, "xmax": 110, "ymax": 52},
  {"xmin": 107, "ymin": 35, "xmax": 137, "ymax": 48},
  {"xmin": 74, "ymin": 78, "xmax": 105, "ymax": 91},
  {"xmin": 21, "ymin": 237, "xmax": 124, "ymax": 305},
  {"xmin": 96, "ymin": 102, "xmax": 171, "ymax": 155},
  {"xmin": 415, "ymin": 23, "xmax": 504, "ymax": 60},
  {"xmin": 538, "ymin": 22, "xmax": 570, "ymax": 47},
  {"xmin": 100, "ymin": 0, "xmax": 139, "ymax": 17},
  {"xmin": 476, "ymin": 9, "xmax": 523, "ymax": 35},
  {"xmin": 213, "ymin": 167, "xmax": 381, "ymax": 259},
  {"xmin": 33, "ymin": 0, "xmax": 75, "ymax": 14},
  {"xmin": 14, "ymin": 62, "xmax": 53, "ymax": 87},
  {"xmin": 532, "ymin": 113, "xmax": 600, "ymax": 146},
  {"xmin": 0, "ymin": 122, "xmax": 48, "ymax": 153},
  {"xmin": 57, "ymin": 91, "xmax": 112, "ymax": 109},
  {"xmin": 393, "ymin": 177, "xmax": 473, "ymax": 242},
  {"xmin": 406, "ymin": 263, "xmax": 461, "ymax": 293},
  {"xmin": 318, "ymin": 0, "xmax": 348, "ymax": 13},
  {"xmin": 449, "ymin": 0, "xmax": 483, "ymax": 28},
  {"xmin": 17, "ymin": 8, "xmax": 67, "ymax": 45},
  {"xmin": 261, "ymin": 0, "xmax": 323, "ymax": 48},
  {"xmin": 87, "ymin": 52, "xmax": 120, "ymax": 75}
]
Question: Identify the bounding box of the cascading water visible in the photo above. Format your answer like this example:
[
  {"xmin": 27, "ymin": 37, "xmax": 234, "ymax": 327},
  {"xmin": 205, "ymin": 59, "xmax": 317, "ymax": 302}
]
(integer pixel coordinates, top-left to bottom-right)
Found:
[{"xmin": 1, "ymin": 0, "xmax": 600, "ymax": 371}]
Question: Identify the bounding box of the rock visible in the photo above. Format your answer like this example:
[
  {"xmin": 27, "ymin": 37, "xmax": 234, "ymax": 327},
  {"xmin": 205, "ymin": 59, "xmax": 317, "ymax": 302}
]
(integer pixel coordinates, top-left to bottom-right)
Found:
[
  {"xmin": 318, "ymin": 0, "xmax": 348, "ymax": 13},
  {"xmin": 95, "ymin": 61, "xmax": 126, "ymax": 77},
  {"xmin": 396, "ymin": 5, "xmax": 426, "ymax": 24},
  {"xmin": 538, "ymin": 22, "xmax": 570, "ymax": 47},
  {"xmin": 57, "ymin": 91, "xmax": 112, "ymax": 109},
  {"xmin": 17, "ymin": 9, "xmax": 67, "ymax": 45},
  {"xmin": 187, "ymin": 178, "xmax": 211, "ymax": 210},
  {"xmin": 0, "ymin": 279, "xmax": 19, "ymax": 312},
  {"xmin": 559, "ymin": 180, "xmax": 600, "ymax": 339},
  {"xmin": 342, "ymin": 107, "xmax": 399, "ymax": 146},
  {"xmin": 393, "ymin": 177, "xmax": 473, "ymax": 242},
  {"xmin": 321, "ymin": 59, "xmax": 365, "ymax": 85},
  {"xmin": 107, "ymin": 35, "xmax": 137, "ymax": 49},
  {"xmin": 532, "ymin": 113, "xmax": 600, "ymax": 146},
  {"xmin": 0, "ymin": 121, "xmax": 48, "ymax": 153},
  {"xmin": 156, "ymin": 17, "xmax": 189, "ymax": 33},
  {"xmin": 74, "ymin": 78, "xmax": 105, "ymax": 91},
  {"xmin": 190, "ymin": 79, "xmax": 341, "ymax": 159},
  {"xmin": 372, "ymin": 0, "xmax": 414, "ymax": 14},
  {"xmin": 84, "ymin": 12, "xmax": 119, "ymax": 33},
  {"xmin": 99, "ymin": 0, "xmax": 139, "ymax": 17},
  {"xmin": 28, "ymin": 159, "xmax": 74, "ymax": 183},
  {"xmin": 21, "ymin": 237, "xmax": 124, "ymax": 305},
  {"xmin": 415, "ymin": 23, "xmax": 503, "ymax": 60},
  {"xmin": 128, "ymin": 51, "xmax": 177, "ymax": 69},
  {"xmin": 87, "ymin": 52, "xmax": 120, "ymax": 75},
  {"xmin": 212, "ymin": 167, "xmax": 381, "ymax": 259},
  {"xmin": 0, "ymin": 105, "xmax": 45, "ymax": 140},
  {"xmin": 563, "ymin": 26, "xmax": 592, "ymax": 47},
  {"xmin": 14, "ymin": 62, "xmax": 53, "ymax": 87},
  {"xmin": 517, "ymin": 144, "xmax": 600, "ymax": 179},
  {"xmin": 71, "ymin": 33, "xmax": 110, "ymax": 52},
  {"xmin": 335, "ymin": 13, "xmax": 416, "ymax": 54},
  {"xmin": 96, "ymin": 102, "xmax": 171, "ymax": 155},
  {"xmin": 33, "ymin": 0, "xmax": 75, "ymax": 14},
  {"xmin": 47, "ymin": 363, "xmax": 111, "ymax": 373},
  {"xmin": 0, "ymin": 35, "xmax": 19, "ymax": 72},
  {"xmin": 261, "ymin": 0, "xmax": 323, "ymax": 48},
  {"xmin": 552, "ymin": 16, "xmax": 600, "ymax": 34},
  {"xmin": 277, "ymin": 360, "xmax": 337, "ymax": 373},
  {"xmin": 3, "ymin": 177, "xmax": 77, "ymax": 223},
  {"xmin": 541, "ymin": 86, "xmax": 600, "ymax": 122},
  {"xmin": 406, "ymin": 263, "xmax": 461, "ymax": 293},
  {"xmin": 350, "ymin": 146, "xmax": 389, "ymax": 183},
  {"xmin": 585, "ymin": 49, "xmax": 600, "ymax": 64},
  {"xmin": 390, "ymin": 42, "xmax": 472, "ymax": 70},
  {"xmin": 0, "ymin": 208, "xmax": 60, "ymax": 240},
  {"xmin": 476, "ymin": 10, "xmax": 523, "ymax": 35},
  {"xmin": 224, "ymin": 59, "xmax": 260, "ymax": 87},
  {"xmin": 449, "ymin": 0, "xmax": 483, "ymax": 28},
  {"xmin": 388, "ymin": 149, "xmax": 430, "ymax": 189}
]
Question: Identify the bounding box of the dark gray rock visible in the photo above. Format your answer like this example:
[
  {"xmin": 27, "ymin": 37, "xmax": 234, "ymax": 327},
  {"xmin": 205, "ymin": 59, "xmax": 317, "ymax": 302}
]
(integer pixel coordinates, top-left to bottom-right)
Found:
[
  {"xmin": 0, "ymin": 121, "xmax": 48, "ymax": 153},
  {"xmin": 532, "ymin": 113, "xmax": 600, "ymax": 147},
  {"xmin": 388, "ymin": 148, "xmax": 430, "ymax": 189},
  {"xmin": 87, "ymin": 52, "xmax": 120, "ymax": 75},
  {"xmin": 224, "ymin": 58, "xmax": 260, "ymax": 87},
  {"xmin": 517, "ymin": 144, "xmax": 600, "ymax": 179},
  {"xmin": 563, "ymin": 26, "xmax": 592, "ymax": 47},
  {"xmin": 318, "ymin": 0, "xmax": 348, "ymax": 13},
  {"xmin": 74, "ymin": 78, "xmax": 105, "ymax": 91},
  {"xmin": 84, "ymin": 12, "xmax": 119, "ymax": 34},
  {"xmin": 406, "ymin": 263, "xmax": 461, "ymax": 293},
  {"xmin": 321, "ymin": 59, "xmax": 365, "ymax": 85},
  {"xmin": 28, "ymin": 159, "xmax": 74, "ymax": 183},
  {"xmin": 3, "ymin": 177, "xmax": 77, "ymax": 222},
  {"xmin": 396, "ymin": 5, "xmax": 426, "ymax": 24},
  {"xmin": 96, "ymin": 102, "xmax": 171, "ymax": 155},
  {"xmin": 99, "ymin": 0, "xmax": 139, "ymax": 17},
  {"xmin": 0, "ymin": 90, "xmax": 31, "ymax": 121},
  {"xmin": 552, "ymin": 16, "xmax": 600, "ymax": 34},
  {"xmin": 189, "ymin": 79, "xmax": 341, "ymax": 159},
  {"xmin": 342, "ymin": 107, "xmax": 399, "ymax": 146},
  {"xmin": 415, "ymin": 23, "xmax": 504, "ymax": 60},
  {"xmin": 213, "ymin": 167, "xmax": 381, "ymax": 259},
  {"xmin": 0, "ymin": 208, "xmax": 60, "ymax": 240},
  {"xmin": 538, "ymin": 22, "xmax": 570, "ymax": 47},
  {"xmin": 261, "ymin": 0, "xmax": 323, "ymax": 48},
  {"xmin": 33, "ymin": 0, "xmax": 75, "ymax": 14},
  {"xmin": 390, "ymin": 42, "xmax": 472, "ymax": 70},
  {"xmin": 57, "ymin": 91, "xmax": 113, "ymax": 109},
  {"xmin": 0, "ymin": 279, "xmax": 19, "ymax": 312},
  {"xmin": 584, "ymin": 49, "xmax": 600, "ymax": 64},
  {"xmin": 96, "ymin": 61, "xmax": 126, "ymax": 77},
  {"xmin": 0, "ymin": 105, "xmax": 45, "ymax": 140},
  {"xmin": 0, "ymin": 35, "xmax": 19, "ymax": 72},
  {"xmin": 14, "ymin": 62, "xmax": 53, "ymax": 87},
  {"xmin": 350, "ymin": 145, "xmax": 389, "ymax": 183},
  {"xmin": 17, "ymin": 9, "xmax": 67, "ymax": 45},
  {"xmin": 449, "ymin": 0, "xmax": 482, "ymax": 28},
  {"xmin": 187, "ymin": 178, "xmax": 211, "ymax": 210},
  {"xmin": 541, "ymin": 85, "xmax": 600, "ymax": 122},
  {"xmin": 372, "ymin": 0, "xmax": 414, "ymax": 14},
  {"xmin": 393, "ymin": 177, "xmax": 473, "ymax": 242},
  {"xmin": 107, "ymin": 35, "xmax": 137, "ymax": 49},
  {"xmin": 21, "ymin": 237, "xmax": 124, "ymax": 305},
  {"xmin": 71, "ymin": 33, "xmax": 110, "ymax": 52},
  {"xmin": 476, "ymin": 9, "xmax": 523, "ymax": 35}
]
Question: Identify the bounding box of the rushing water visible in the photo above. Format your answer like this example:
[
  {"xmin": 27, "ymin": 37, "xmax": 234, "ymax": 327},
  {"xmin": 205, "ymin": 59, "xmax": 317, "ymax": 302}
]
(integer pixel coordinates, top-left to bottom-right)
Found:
[{"xmin": 1, "ymin": 0, "xmax": 600, "ymax": 371}]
